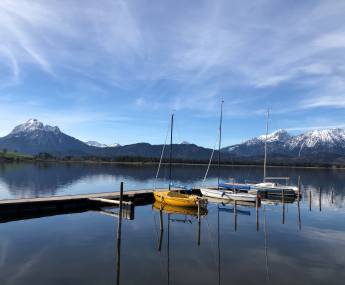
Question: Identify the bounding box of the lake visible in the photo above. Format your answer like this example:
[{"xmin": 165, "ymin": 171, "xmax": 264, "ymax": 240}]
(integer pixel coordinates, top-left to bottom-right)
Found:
[{"xmin": 0, "ymin": 163, "xmax": 344, "ymax": 284}]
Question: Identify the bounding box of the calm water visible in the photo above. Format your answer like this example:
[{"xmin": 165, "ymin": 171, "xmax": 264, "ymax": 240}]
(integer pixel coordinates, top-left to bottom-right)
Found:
[{"xmin": 0, "ymin": 163, "xmax": 345, "ymax": 285}]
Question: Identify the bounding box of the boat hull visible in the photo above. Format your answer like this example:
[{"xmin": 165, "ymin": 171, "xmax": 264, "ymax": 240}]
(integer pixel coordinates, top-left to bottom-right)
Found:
[
  {"xmin": 200, "ymin": 188, "xmax": 257, "ymax": 202},
  {"xmin": 154, "ymin": 191, "xmax": 199, "ymax": 207}
]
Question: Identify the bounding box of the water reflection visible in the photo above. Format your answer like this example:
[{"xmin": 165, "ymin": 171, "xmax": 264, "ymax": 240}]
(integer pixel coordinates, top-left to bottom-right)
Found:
[
  {"xmin": 1, "ymin": 163, "xmax": 345, "ymax": 208},
  {"xmin": 0, "ymin": 192, "xmax": 345, "ymax": 284}
]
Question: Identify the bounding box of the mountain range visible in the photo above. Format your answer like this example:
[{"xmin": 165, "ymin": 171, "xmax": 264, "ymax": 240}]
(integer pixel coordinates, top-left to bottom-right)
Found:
[{"xmin": 1, "ymin": 119, "xmax": 345, "ymax": 165}]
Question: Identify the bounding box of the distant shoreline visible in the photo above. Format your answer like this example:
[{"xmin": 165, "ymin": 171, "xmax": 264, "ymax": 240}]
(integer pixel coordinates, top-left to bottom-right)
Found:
[{"xmin": 1, "ymin": 156, "xmax": 345, "ymax": 170}]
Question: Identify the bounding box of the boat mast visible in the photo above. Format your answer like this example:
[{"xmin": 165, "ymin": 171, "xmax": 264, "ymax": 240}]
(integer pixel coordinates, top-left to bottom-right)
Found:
[
  {"xmin": 217, "ymin": 100, "xmax": 224, "ymax": 190},
  {"xmin": 169, "ymin": 113, "xmax": 174, "ymax": 191},
  {"xmin": 263, "ymin": 109, "xmax": 269, "ymax": 181}
]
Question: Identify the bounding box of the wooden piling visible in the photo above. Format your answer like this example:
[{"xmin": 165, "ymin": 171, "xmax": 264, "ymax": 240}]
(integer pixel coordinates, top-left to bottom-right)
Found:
[
  {"xmin": 319, "ymin": 187, "xmax": 322, "ymax": 212},
  {"xmin": 256, "ymin": 194, "xmax": 259, "ymax": 232},
  {"xmin": 297, "ymin": 193, "xmax": 301, "ymax": 230},
  {"xmin": 282, "ymin": 190, "xmax": 285, "ymax": 225},
  {"xmin": 197, "ymin": 200, "xmax": 201, "ymax": 246},
  {"xmin": 331, "ymin": 191, "xmax": 334, "ymax": 204},
  {"xmin": 309, "ymin": 190, "xmax": 312, "ymax": 211},
  {"xmin": 116, "ymin": 182, "xmax": 124, "ymax": 285},
  {"xmin": 297, "ymin": 176, "xmax": 301, "ymax": 200}
]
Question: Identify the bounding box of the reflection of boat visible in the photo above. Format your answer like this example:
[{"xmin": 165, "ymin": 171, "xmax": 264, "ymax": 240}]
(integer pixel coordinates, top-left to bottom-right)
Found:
[
  {"xmin": 154, "ymin": 191, "xmax": 200, "ymax": 207},
  {"xmin": 218, "ymin": 206, "xmax": 251, "ymax": 216},
  {"xmin": 207, "ymin": 196, "xmax": 259, "ymax": 207},
  {"xmin": 153, "ymin": 113, "xmax": 201, "ymax": 208},
  {"xmin": 153, "ymin": 201, "xmax": 208, "ymax": 216},
  {"xmin": 261, "ymin": 195, "xmax": 296, "ymax": 204}
]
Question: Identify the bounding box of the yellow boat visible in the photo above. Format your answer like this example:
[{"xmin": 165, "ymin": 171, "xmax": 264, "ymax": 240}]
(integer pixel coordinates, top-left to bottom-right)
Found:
[{"xmin": 154, "ymin": 191, "xmax": 200, "ymax": 208}]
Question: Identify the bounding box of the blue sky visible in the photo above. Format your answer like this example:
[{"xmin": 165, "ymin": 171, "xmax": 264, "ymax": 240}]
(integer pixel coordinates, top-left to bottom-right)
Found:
[{"xmin": 1, "ymin": 0, "xmax": 345, "ymax": 147}]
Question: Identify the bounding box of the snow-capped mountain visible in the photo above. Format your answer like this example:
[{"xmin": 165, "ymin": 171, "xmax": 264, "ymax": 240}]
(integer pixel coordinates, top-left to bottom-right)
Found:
[
  {"xmin": 109, "ymin": 143, "xmax": 121, "ymax": 147},
  {"xmin": 0, "ymin": 119, "xmax": 92, "ymax": 155},
  {"xmin": 1, "ymin": 119, "xmax": 345, "ymax": 164},
  {"xmin": 85, "ymin": 141, "xmax": 121, "ymax": 148},
  {"xmin": 224, "ymin": 128, "xmax": 345, "ymax": 157},
  {"xmin": 85, "ymin": 141, "xmax": 108, "ymax": 148},
  {"xmin": 10, "ymin": 119, "xmax": 61, "ymax": 136}
]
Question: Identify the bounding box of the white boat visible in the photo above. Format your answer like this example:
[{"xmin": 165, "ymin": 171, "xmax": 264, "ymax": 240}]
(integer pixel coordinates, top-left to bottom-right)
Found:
[
  {"xmin": 200, "ymin": 187, "xmax": 258, "ymax": 202},
  {"xmin": 249, "ymin": 182, "xmax": 298, "ymax": 196}
]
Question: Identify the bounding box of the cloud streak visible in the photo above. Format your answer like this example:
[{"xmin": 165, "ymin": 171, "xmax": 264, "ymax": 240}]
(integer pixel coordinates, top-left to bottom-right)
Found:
[{"xmin": 0, "ymin": 0, "xmax": 345, "ymax": 145}]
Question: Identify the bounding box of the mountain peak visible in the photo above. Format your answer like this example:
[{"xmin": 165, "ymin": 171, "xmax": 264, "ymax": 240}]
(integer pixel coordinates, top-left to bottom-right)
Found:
[
  {"xmin": 258, "ymin": 129, "xmax": 290, "ymax": 142},
  {"xmin": 85, "ymin": 141, "xmax": 121, "ymax": 148},
  {"xmin": 11, "ymin": 119, "xmax": 61, "ymax": 135},
  {"xmin": 290, "ymin": 128, "xmax": 345, "ymax": 148}
]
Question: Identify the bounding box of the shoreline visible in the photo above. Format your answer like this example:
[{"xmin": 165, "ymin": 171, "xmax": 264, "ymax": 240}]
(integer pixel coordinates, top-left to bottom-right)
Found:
[{"xmin": 2, "ymin": 158, "xmax": 345, "ymax": 170}]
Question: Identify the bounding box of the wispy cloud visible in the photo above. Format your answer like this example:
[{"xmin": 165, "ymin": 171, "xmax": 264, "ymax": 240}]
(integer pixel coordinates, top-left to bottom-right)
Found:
[{"xmin": 1, "ymin": 1, "xmax": 345, "ymax": 145}]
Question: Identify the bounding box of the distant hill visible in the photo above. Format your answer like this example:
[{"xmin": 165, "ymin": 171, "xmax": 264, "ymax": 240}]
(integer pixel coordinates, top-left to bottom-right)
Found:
[
  {"xmin": 0, "ymin": 119, "xmax": 216, "ymax": 161},
  {"xmin": 1, "ymin": 119, "xmax": 345, "ymax": 166}
]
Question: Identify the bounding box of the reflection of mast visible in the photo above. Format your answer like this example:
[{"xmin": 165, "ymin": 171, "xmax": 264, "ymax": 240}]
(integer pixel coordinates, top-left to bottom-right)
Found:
[
  {"xmin": 167, "ymin": 213, "xmax": 170, "ymax": 285},
  {"xmin": 217, "ymin": 205, "xmax": 221, "ymax": 285},
  {"xmin": 116, "ymin": 182, "xmax": 124, "ymax": 285},
  {"xmin": 263, "ymin": 206, "xmax": 270, "ymax": 281},
  {"xmin": 197, "ymin": 202, "xmax": 201, "ymax": 246},
  {"xmin": 158, "ymin": 209, "xmax": 164, "ymax": 251},
  {"xmin": 234, "ymin": 201, "xmax": 238, "ymax": 232}
]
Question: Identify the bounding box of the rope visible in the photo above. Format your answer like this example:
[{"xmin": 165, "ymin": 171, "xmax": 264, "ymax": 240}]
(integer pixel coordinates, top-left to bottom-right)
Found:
[
  {"xmin": 202, "ymin": 132, "xmax": 219, "ymax": 187},
  {"xmin": 154, "ymin": 120, "xmax": 170, "ymax": 190}
]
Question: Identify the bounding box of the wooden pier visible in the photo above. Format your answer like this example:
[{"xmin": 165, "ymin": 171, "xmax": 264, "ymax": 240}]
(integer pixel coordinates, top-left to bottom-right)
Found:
[{"xmin": 0, "ymin": 188, "xmax": 170, "ymax": 224}]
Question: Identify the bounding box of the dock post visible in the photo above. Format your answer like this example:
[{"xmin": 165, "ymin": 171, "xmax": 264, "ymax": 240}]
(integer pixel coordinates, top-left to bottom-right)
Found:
[
  {"xmin": 116, "ymin": 182, "xmax": 124, "ymax": 285},
  {"xmin": 256, "ymin": 193, "xmax": 259, "ymax": 232},
  {"xmin": 331, "ymin": 191, "xmax": 334, "ymax": 204},
  {"xmin": 297, "ymin": 176, "xmax": 301, "ymax": 200},
  {"xmin": 297, "ymin": 192, "xmax": 301, "ymax": 230},
  {"xmin": 281, "ymin": 190, "xmax": 285, "ymax": 223},
  {"xmin": 197, "ymin": 199, "xmax": 201, "ymax": 246},
  {"xmin": 309, "ymin": 190, "xmax": 312, "ymax": 211},
  {"xmin": 319, "ymin": 187, "xmax": 322, "ymax": 212}
]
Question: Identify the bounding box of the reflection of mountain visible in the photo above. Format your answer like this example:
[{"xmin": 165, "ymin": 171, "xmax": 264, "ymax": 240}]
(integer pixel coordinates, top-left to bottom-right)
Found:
[{"xmin": 0, "ymin": 163, "xmax": 344, "ymax": 206}]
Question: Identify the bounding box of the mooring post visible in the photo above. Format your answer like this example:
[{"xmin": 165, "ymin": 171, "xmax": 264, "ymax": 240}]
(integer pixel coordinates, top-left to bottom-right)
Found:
[
  {"xmin": 331, "ymin": 191, "xmax": 334, "ymax": 204},
  {"xmin": 297, "ymin": 192, "xmax": 301, "ymax": 230},
  {"xmin": 309, "ymin": 190, "xmax": 312, "ymax": 211},
  {"xmin": 197, "ymin": 199, "xmax": 201, "ymax": 246},
  {"xmin": 282, "ymin": 190, "xmax": 285, "ymax": 225},
  {"xmin": 319, "ymin": 187, "xmax": 322, "ymax": 212},
  {"xmin": 297, "ymin": 176, "xmax": 301, "ymax": 200},
  {"xmin": 116, "ymin": 182, "xmax": 124, "ymax": 285},
  {"xmin": 197, "ymin": 199, "xmax": 200, "ymax": 223},
  {"xmin": 256, "ymin": 193, "xmax": 259, "ymax": 232}
]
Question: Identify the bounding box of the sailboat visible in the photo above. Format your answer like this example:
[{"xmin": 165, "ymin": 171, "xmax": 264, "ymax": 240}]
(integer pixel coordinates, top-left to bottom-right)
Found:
[
  {"xmin": 248, "ymin": 110, "xmax": 298, "ymax": 197},
  {"xmin": 200, "ymin": 100, "xmax": 258, "ymax": 203},
  {"xmin": 154, "ymin": 113, "xmax": 202, "ymax": 208}
]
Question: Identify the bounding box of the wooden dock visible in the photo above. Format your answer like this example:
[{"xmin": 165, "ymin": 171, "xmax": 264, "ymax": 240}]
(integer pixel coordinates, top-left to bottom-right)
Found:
[{"xmin": 0, "ymin": 188, "xmax": 170, "ymax": 224}]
